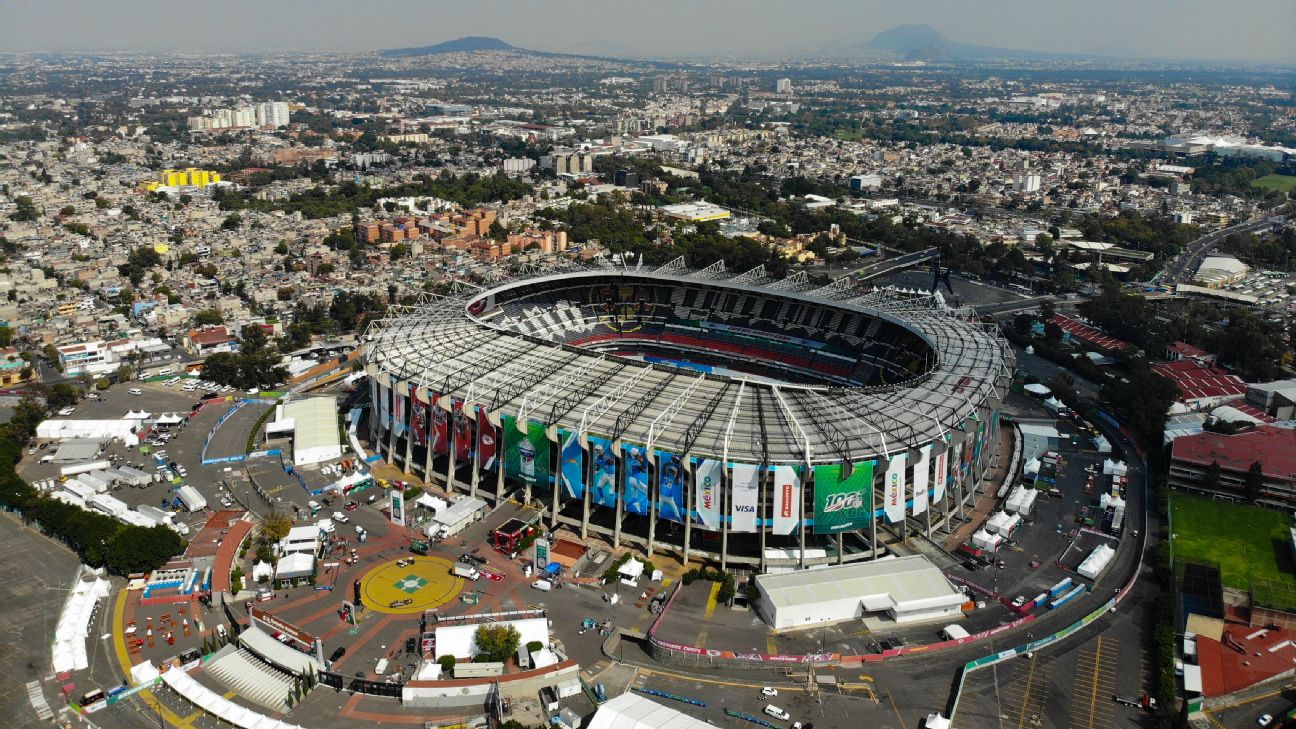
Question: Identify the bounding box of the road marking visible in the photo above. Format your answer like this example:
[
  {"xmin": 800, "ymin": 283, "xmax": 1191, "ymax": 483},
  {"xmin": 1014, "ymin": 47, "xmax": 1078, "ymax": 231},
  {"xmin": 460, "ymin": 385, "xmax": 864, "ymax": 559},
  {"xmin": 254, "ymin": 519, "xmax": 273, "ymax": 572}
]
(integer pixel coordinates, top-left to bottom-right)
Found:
[
  {"xmin": 1016, "ymin": 653, "xmax": 1038, "ymax": 729},
  {"xmin": 702, "ymin": 581, "xmax": 721, "ymax": 619},
  {"xmin": 112, "ymin": 590, "xmax": 188, "ymax": 728},
  {"xmin": 767, "ymin": 635, "xmax": 778, "ymax": 654},
  {"xmin": 1086, "ymin": 638, "xmax": 1104, "ymax": 729}
]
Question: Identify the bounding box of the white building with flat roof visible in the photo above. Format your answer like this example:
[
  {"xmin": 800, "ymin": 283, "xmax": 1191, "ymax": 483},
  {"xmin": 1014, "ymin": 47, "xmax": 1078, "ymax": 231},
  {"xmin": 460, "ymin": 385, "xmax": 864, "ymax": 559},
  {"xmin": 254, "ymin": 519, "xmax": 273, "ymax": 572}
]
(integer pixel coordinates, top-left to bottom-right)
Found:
[
  {"xmin": 270, "ymin": 397, "xmax": 343, "ymax": 466},
  {"xmin": 753, "ymin": 555, "xmax": 966, "ymax": 630}
]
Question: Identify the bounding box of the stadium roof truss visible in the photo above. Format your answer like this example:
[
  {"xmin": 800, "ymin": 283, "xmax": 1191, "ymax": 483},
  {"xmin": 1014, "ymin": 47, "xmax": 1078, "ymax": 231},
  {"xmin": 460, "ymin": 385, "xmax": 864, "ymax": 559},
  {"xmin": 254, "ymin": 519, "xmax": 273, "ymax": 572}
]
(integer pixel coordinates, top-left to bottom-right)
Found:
[{"xmin": 364, "ymin": 262, "xmax": 1011, "ymax": 465}]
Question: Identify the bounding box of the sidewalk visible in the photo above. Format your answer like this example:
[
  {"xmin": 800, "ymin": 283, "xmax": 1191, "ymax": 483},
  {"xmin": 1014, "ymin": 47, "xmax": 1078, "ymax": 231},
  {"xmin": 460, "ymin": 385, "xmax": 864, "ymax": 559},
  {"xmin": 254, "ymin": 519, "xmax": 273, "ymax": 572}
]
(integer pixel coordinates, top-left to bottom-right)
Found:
[{"xmin": 942, "ymin": 433, "xmax": 1015, "ymax": 551}]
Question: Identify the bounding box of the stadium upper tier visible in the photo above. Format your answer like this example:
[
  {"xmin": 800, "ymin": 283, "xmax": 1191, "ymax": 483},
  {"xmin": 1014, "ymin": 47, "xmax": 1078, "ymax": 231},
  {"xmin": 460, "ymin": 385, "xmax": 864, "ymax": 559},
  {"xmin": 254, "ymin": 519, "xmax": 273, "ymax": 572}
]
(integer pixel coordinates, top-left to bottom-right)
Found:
[{"xmin": 363, "ymin": 266, "xmax": 1011, "ymax": 465}]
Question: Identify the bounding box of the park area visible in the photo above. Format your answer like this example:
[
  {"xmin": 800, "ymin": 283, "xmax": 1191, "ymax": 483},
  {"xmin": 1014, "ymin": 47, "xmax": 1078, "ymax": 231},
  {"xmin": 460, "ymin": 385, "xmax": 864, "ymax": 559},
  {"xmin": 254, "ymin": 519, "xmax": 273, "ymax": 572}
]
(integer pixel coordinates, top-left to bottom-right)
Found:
[
  {"xmin": 1170, "ymin": 492, "xmax": 1296, "ymax": 594},
  {"xmin": 1251, "ymin": 173, "xmax": 1296, "ymax": 194}
]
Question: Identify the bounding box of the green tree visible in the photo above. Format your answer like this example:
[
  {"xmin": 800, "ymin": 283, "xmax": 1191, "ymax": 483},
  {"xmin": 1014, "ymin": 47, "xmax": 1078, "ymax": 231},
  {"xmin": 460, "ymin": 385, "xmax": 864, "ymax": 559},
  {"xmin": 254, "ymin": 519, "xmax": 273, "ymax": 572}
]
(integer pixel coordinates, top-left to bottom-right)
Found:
[
  {"xmin": 47, "ymin": 383, "xmax": 81, "ymax": 410},
  {"xmin": 103, "ymin": 525, "xmax": 185, "ymax": 575},
  {"xmin": 221, "ymin": 213, "xmax": 243, "ymax": 231},
  {"xmin": 193, "ymin": 308, "xmax": 224, "ymax": 326},
  {"xmin": 473, "ymin": 624, "xmax": 521, "ymax": 663},
  {"xmin": 1244, "ymin": 460, "xmax": 1264, "ymax": 502}
]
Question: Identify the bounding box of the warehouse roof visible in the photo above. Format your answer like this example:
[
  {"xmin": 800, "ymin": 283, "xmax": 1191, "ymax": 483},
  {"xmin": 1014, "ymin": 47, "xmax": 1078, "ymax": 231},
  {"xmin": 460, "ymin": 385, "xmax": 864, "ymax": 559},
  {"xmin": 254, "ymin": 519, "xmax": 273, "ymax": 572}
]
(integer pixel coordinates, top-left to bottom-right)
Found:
[
  {"xmin": 755, "ymin": 555, "xmax": 964, "ymax": 613},
  {"xmin": 280, "ymin": 397, "xmax": 340, "ymax": 455},
  {"xmin": 1172, "ymin": 425, "xmax": 1296, "ymax": 482}
]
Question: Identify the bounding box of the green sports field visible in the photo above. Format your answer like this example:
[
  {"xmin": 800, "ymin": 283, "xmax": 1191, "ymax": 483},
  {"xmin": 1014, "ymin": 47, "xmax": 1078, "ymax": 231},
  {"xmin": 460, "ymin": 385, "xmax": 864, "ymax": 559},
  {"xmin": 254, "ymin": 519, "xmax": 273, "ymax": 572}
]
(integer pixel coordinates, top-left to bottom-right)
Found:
[
  {"xmin": 1251, "ymin": 173, "xmax": 1296, "ymax": 194},
  {"xmin": 1169, "ymin": 492, "xmax": 1296, "ymax": 592}
]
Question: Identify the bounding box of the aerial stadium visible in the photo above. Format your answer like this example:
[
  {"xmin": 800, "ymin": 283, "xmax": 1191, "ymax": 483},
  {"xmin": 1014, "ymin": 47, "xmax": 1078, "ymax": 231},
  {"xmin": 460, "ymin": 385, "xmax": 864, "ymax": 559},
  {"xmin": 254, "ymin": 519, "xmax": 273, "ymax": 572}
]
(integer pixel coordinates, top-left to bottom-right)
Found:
[{"xmin": 362, "ymin": 260, "xmax": 1013, "ymax": 568}]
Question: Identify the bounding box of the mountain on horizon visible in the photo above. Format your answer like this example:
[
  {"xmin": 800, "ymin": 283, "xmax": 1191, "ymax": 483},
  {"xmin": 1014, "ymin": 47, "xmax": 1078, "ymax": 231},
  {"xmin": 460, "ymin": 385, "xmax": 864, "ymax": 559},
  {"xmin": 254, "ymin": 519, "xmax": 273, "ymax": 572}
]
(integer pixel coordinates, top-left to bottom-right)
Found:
[
  {"xmin": 380, "ymin": 36, "xmax": 516, "ymax": 57},
  {"xmin": 862, "ymin": 24, "xmax": 1092, "ymax": 62}
]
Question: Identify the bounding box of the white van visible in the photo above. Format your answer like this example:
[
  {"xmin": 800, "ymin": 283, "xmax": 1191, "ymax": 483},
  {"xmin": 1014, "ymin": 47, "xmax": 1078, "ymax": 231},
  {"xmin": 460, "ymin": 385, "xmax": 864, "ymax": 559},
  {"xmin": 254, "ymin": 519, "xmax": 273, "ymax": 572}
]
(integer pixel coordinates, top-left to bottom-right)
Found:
[
  {"xmin": 763, "ymin": 705, "xmax": 790, "ymax": 722},
  {"xmin": 129, "ymin": 388, "xmax": 142, "ymax": 395},
  {"xmin": 157, "ymin": 368, "xmax": 174, "ymax": 376}
]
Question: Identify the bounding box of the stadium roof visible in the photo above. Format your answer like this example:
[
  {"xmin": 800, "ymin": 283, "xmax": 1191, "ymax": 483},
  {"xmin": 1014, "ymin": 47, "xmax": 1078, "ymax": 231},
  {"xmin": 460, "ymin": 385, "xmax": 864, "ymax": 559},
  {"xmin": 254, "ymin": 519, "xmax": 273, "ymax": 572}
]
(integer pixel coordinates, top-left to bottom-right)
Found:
[{"xmin": 364, "ymin": 265, "xmax": 1010, "ymax": 465}]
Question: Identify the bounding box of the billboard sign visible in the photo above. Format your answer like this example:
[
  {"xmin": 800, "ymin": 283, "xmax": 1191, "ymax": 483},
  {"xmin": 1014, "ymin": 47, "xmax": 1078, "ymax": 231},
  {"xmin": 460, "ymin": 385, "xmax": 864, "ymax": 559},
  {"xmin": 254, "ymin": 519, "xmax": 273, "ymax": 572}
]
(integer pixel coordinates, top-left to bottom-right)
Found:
[
  {"xmin": 532, "ymin": 537, "xmax": 550, "ymax": 568},
  {"xmin": 932, "ymin": 441, "xmax": 949, "ymax": 501},
  {"xmin": 503, "ymin": 415, "xmax": 550, "ymax": 486},
  {"xmin": 656, "ymin": 450, "xmax": 685, "ymax": 522},
  {"xmin": 884, "ymin": 453, "xmax": 906, "ymax": 524},
  {"xmin": 622, "ymin": 444, "xmax": 651, "ymax": 515},
  {"xmin": 431, "ymin": 400, "xmax": 449, "ymax": 456},
  {"xmin": 390, "ymin": 488, "xmax": 405, "ymax": 527},
  {"xmin": 771, "ymin": 464, "xmax": 801, "ymax": 535},
  {"xmin": 589, "ymin": 435, "xmax": 617, "ymax": 508},
  {"xmin": 812, "ymin": 461, "xmax": 873, "ymax": 534},
  {"xmin": 912, "ymin": 446, "xmax": 930, "ymax": 516},
  {"xmin": 452, "ymin": 400, "xmax": 472, "ymax": 463},
  {"xmin": 558, "ymin": 428, "xmax": 584, "ymax": 499},
  {"xmin": 393, "ymin": 390, "xmax": 406, "ymax": 438},
  {"xmin": 730, "ymin": 463, "xmax": 760, "ymax": 532},
  {"xmin": 476, "ymin": 409, "xmax": 497, "ymax": 471},
  {"xmin": 409, "ymin": 391, "xmax": 427, "ymax": 448},
  {"xmin": 694, "ymin": 458, "xmax": 722, "ymax": 529}
]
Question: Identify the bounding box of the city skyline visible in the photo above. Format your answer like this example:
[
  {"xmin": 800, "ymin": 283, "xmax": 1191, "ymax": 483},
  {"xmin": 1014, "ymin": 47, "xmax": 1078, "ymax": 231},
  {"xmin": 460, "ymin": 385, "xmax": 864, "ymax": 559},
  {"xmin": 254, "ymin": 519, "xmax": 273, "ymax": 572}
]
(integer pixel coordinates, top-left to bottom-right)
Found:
[{"xmin": 1, "ymin": 0, "xmax": 1294, "ymax": 64}]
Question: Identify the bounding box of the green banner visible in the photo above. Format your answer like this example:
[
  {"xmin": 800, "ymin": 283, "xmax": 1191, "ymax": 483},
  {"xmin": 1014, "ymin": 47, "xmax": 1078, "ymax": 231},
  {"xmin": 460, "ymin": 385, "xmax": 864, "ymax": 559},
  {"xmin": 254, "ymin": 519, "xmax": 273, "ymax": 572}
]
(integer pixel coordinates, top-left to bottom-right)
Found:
[
  {"xmin": 503, "ymin": 414, "xmax": 551, "ymax": 486},
  {"xmin": 813, "ymin": 461, "xmax": 873, "ymax": 534}
]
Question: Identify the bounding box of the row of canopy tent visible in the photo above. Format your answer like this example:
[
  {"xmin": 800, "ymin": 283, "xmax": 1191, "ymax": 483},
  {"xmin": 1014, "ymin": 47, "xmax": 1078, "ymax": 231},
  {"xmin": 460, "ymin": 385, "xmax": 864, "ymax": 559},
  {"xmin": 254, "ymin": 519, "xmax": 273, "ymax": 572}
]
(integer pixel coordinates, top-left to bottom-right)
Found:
[
  {"xmin": 1077, "ymin": 543, "xmax": 1116, "ymax": 580},
  {"xmin": 154, "ymin": 661, "xmax": 310, "ymax": 729},
  {"xmin": 52, "ymin": 573, "xmax": 111, "ymax": 674}
]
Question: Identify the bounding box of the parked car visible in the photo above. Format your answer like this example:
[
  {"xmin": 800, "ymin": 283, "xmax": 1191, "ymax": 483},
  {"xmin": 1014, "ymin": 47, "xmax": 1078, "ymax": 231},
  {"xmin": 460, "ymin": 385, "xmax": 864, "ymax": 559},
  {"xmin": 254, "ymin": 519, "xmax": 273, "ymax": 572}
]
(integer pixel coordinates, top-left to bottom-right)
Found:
[{"xmin": 760, "ymin": 687, "xmax": 778, "ymax": 698}]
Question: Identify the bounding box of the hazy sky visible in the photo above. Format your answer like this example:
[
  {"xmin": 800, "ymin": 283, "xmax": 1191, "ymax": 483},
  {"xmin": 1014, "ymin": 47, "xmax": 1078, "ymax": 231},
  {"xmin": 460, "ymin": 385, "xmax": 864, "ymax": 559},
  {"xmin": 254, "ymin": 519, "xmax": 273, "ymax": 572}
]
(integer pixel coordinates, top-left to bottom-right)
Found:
[{"xmin": 0, "ymin": 0, "xmax": 1293, "ymax": 64}]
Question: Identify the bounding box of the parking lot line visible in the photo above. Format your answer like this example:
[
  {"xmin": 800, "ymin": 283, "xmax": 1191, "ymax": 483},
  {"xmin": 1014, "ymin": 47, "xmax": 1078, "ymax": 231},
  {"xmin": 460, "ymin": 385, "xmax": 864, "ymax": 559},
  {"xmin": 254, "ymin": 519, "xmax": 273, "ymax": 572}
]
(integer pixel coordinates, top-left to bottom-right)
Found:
[{"xmin": 1015, "ymin": 653, "xmax": 1040, "ymax": 729}]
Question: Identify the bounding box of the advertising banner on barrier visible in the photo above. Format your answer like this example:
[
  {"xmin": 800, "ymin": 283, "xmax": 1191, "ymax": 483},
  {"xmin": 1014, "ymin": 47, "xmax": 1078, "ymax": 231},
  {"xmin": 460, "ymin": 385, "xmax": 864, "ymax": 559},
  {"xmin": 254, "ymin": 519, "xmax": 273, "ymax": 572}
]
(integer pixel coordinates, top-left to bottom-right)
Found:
[
  {"xmin": 932, "ymin": 440, "xmax": 949, "ymax": 501},
  {"xmin": 622, "ymin": 444, "xmax": 651, "ymax": 515},
  {"xmin": 589, "ymin": 436, "xmax": 618, "ymax": 508},
  {"xmin": 476, "ymin": 409, "xmax": 497, "ymax": 471},
  {"xmin": 451, "ymin": 399, "xmax": 472, "ymax": 464},
  {"xmin": 410, "ymin": 391, "xmax": 427, "ymax": 448},
  {"xmin": 390, "ymin": 488, "xmax": 405, "ymax": 527},
  {"xmin": 558, "ymin": 428, "xmax": 584, "ymax": 499},
  {"xmin": 912, "ymin": 446, "xmax": 930, "ymax": 516},
  {"xmin": 431, "ymin": 400, "xmax": 449, "ymax": 456},
  {"xmin": 771, "ymin": 464, "xmax": 802, "ymax": 535},
  {"xmin": 393, "ymin": 390, "xmax": 406, "ymax": 438},
  {"xmin": 503, "ymin": 415, "xmax": 550, "ymax": 486},
  {"xmin": 812, "ymin": 461, "xmax": 873, "ymax": 534},
  {"xmin": 378, "ymin": 381, "xmax": 390, "ymax": 430},
  {"xmin": 693, "ymin": 458, "xmax": 722, "ymax": 529},
  {"xmin": 655, "ymin": 450, "xmax": 686, "ymax": 522},
  {"xmin": 884, "ymin": 453, "xmax": 907, "ymax": 523},
  {"xmin": 730, "ymin": 463, "xmax": 760, "ymax": 532}
]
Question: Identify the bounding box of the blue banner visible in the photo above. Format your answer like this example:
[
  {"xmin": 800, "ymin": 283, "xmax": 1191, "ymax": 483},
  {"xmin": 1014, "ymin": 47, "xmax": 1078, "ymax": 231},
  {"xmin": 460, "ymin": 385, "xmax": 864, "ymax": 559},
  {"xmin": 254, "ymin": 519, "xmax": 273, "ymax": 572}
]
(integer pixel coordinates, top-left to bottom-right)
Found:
[
  {"xmin": 589, "ymin": 435, "xmax": 618, "ymax": 508},
  {"xmin": 622, "ymin": 444, "xmax": 651, "ymax": 516},
  {"xmin": 656, "ymin": 450, "xmax": 686, "ymax": 522},
  {"xmin": 559, "ymin": 428, "xmax": 584, "ymax": 500}
]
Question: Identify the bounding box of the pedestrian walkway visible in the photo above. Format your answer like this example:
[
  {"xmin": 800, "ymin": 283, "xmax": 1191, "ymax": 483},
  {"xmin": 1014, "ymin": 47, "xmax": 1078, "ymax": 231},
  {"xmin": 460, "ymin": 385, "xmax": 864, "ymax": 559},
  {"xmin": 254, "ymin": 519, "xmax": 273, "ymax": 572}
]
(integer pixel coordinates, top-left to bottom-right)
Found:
[{"xmin": 943, "ymin": 435, "xmax": 1014, "ymax": 551}]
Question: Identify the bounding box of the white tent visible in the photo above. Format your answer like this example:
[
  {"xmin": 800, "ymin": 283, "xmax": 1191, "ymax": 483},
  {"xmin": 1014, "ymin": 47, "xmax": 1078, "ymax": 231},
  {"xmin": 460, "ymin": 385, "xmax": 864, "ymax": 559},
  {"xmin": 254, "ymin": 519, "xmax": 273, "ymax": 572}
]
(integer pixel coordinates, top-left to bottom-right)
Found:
[
  {"xmin": 1077, "ymin": 544, "xmax": 1116, "ymax": 580},
  {"xmin": 1023, "ymin": 383, "xmax": 1051, "ymax": 396},
  {"xmin": 1042, "ymin": 397, "xmax": 1066, "ymax": 412},
  {"xmin": 1023, "ymin": 457, "xmax": 1041, "ymax": 476},
  {"xmin": 275, "ymin": 553, "xmax": 315, "ymax": 580},
  {"xmin": 985, "ymin": 511, "xmax": 1022, "ymax": 536},
  {"xmin": 924, "ymin": 714, "xmax": 952, "ymax": 729},
  {"xmin": 251, "ymin": 561, "xmax": 274, "ymax": 583},
  {"xmin": 970, "ymin": 529, "xmax": 1002, "ymax": 551},
  {"xmin": 1004, "ymin": 485, "xmax": 1038, "ymax": 515},
  {"xmin": 1102, "ymin": 459, "xmax": 1128, "ymax": 476},
  {"xmin": 618, "ymin": 558, "xmax": 645, "ymax": 583},
  {"xmin": 52, "ymin": 574, "xmax": 111, "ymax": 673},
  {"xmin": 415, "ymin": 493, "xmax": 448, "ymax": 512}
]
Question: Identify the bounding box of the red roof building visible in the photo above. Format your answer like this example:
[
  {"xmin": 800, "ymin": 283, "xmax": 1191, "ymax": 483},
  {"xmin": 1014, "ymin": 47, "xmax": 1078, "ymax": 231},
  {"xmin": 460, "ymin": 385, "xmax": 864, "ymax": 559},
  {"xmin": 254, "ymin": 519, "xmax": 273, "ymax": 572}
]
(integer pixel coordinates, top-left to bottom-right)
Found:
[
  {"xmin": 1048, "ymin": 314, "xmax": 1132, "ymax": 353},
  {"xmin": 1194, "ymin": 624, "xmax": 1296, "ymax": 697},
  {"xmin": 1167, "ymin": 341, "xmax": 1216, "ymax": 363},
  {"xmin": 1151, "ymin": 359, "xmax": 1248, "ymax": 408},
  {"xmin": 1169, "ymin": 425, "xmax": 1296, "ymax": 505}
]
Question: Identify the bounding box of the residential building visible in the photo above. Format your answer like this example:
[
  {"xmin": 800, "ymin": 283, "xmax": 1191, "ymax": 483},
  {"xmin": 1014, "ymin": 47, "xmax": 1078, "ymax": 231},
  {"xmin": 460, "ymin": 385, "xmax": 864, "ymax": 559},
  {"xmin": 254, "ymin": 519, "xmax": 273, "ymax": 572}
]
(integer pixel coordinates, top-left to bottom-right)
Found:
[{"xmin": 182, "ymin": 325, "xmax": 238, "ymax": 356}]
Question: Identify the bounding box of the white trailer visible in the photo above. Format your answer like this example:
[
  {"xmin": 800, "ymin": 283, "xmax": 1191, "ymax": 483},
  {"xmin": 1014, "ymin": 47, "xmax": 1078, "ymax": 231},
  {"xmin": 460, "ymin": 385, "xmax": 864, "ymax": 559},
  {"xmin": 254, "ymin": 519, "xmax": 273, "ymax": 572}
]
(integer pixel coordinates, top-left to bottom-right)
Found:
[
  {"xmin": 135, "ymin": 504, "xmax": 174, "ymax": 525},
  {"xmin": 78, "ymin": 472, "xmax": 112, "ymax": 493},
  {"xmin": 60, "ymin": 460, "xmax": 112, "ymax": 478},
  {"xmin": 115, "ymin": 466, "xmax": 153, "ymax": 487}
]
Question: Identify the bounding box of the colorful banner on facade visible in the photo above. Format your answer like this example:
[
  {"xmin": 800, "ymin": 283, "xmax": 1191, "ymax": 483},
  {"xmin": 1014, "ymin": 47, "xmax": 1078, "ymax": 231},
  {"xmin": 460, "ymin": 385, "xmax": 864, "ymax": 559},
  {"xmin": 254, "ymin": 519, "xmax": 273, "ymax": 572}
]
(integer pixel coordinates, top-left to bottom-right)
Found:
[
  {"xmin": 390, "ymin": 488, "xmax": 405, "ymax": 527},
  {"xmin": 884, "ymin": 453, "xmax": 907, "ymax": 524},
  {"xmin": 622, "ymin": 444, "xmax": 651, "ymax": 515},
  {"xmin": 369, "ymin": 378, "xmax": 379, "ymax": 427},
  {"xmin": 431, "ymin": 400, "xmax": 449, "ymax": 456},
  {"xmin": 932, "ymin": 441, "xmax": 949, "ymax": 502},
  {"xmin": 771, "ymin": 464, "xmax": 802, "ymax": 535},
  {"xmin": 912, "ymin": 446, "xmax": 930, "ymax": 516},
  {"xmin": 451, "ymin": 400, "xmax": 472, "ymax": 463},
  {"xmin": 393, "ymin": 390, "xmax": 406, "ymax": 438},
  {"xmin": 656, "ymin": 451, "xmax": 686, "ymax": 522},
  {"xmin": 693, "ymin": 458, "xmax": 722, "ymax": 529},
  {"xmin": 410, "ymin": 391, "xmax": 427, "ymax": 448},
  {"xmin": 558, "ymin": 428, "xmax": 584, "ymax": 500},
  {"xmin": 812, "ymin": 461, "xmax": 873, "ymax": 534},
  {"xmin": 476, "ymin": 409, "xmax": 497, "ymax": 471},
  {"xmin": 589, "ymin": 436, "xmax": 617, "ymax": 508},
  {"xmin": 730, "ymin": 463, "xmax": 760, "ymax": 533},
  {"xmin": 503, "ymin": 415, "xmax": 550, "ymax": 487}
]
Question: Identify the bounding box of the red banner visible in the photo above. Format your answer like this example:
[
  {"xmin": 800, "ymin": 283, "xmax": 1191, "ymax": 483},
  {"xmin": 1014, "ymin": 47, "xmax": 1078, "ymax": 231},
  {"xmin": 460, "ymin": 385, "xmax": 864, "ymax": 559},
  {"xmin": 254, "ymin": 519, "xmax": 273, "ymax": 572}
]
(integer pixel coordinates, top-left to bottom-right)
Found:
[
  {"xmin": 431, "ymin": 396, "xmax": 449, "ymax": 456},
  {"xmin": 477, "ymin": 409, "xmax": 497, "ymax": 471},
  {"xmin": 452, "ymin": 400, "xmax": 472, "ymax": 463}
]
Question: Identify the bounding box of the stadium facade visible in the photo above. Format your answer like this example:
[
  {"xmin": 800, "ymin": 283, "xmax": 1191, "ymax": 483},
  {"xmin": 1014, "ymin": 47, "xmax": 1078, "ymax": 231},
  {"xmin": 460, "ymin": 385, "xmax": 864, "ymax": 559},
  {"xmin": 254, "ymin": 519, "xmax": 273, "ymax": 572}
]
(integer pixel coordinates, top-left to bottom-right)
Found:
[{"xmin": 362, "ymin": 263, "xmax": 1013, "ymax": 568}]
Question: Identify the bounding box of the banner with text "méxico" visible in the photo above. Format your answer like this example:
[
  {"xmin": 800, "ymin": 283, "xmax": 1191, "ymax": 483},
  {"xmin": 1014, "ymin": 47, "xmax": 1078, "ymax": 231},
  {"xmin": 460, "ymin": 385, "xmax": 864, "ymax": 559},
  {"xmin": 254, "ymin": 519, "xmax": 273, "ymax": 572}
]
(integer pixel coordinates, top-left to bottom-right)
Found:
[{"xmin": 884, "ymin": 452, "xmax": 907, "ymax": 524}]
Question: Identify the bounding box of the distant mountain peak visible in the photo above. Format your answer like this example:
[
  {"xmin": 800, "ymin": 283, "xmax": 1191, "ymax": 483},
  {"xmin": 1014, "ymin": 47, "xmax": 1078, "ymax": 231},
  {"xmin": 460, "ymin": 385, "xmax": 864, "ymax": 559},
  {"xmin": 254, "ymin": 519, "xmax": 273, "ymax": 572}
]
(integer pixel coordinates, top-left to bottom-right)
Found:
[
  {"xmin": 380, "ymin": 36, "xmax": 516, "ymax": 57},
  {"xmin": 865, "ymin": 24, "xmax": 951, "ymax": 53}
]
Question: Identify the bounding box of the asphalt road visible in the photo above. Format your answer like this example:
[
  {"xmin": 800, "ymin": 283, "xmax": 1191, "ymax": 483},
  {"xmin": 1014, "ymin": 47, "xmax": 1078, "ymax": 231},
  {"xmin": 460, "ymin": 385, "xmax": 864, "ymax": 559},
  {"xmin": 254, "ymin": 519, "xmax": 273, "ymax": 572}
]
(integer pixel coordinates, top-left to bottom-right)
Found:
[{"xmin": 1160, "ymin": 217, "xmax": 1274, "ymax": 283}]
